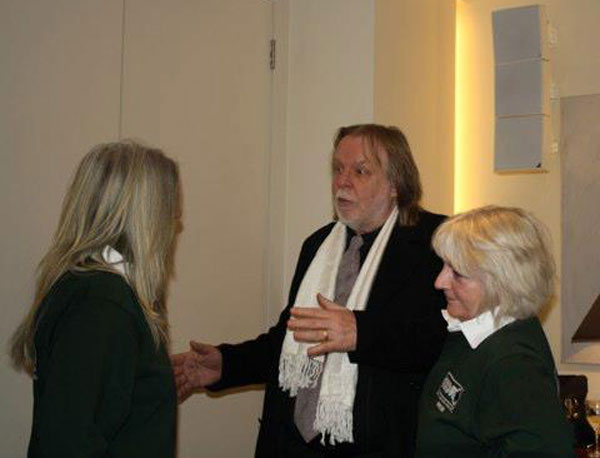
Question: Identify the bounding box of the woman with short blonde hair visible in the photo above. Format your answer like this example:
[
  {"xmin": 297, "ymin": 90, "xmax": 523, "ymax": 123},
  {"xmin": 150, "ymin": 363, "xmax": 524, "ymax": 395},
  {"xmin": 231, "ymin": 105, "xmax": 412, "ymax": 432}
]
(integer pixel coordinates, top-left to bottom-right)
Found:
[
  {"xmin": 11, "ymin": 140, "xmax": 180, "ymax": 457},
  {"xmin": 415, "ymin": 205, "xmax": 574, "ymax": 458},
  {"xmin": 431, "ymin": 205, "xmax": 556, "ymax": 320}
]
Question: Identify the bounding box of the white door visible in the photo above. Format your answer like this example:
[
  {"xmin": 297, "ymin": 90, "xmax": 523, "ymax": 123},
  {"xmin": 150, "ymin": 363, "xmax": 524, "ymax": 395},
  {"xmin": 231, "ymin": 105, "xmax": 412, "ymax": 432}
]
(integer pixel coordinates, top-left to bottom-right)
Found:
[{"xmin": 120, "ymin": 1, "xmax": 273, "ymax": 456}]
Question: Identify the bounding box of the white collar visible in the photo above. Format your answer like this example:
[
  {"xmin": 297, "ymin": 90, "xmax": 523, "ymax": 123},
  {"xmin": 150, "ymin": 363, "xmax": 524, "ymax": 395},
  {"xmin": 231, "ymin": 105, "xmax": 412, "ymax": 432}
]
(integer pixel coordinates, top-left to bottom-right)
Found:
[
  {"xmin": 442, "ymin": 308, "xmax": 516, "ymax": 349},
  {"xmin": 101, "ymin": 245, "xmax": 127, "ymax": 275}
]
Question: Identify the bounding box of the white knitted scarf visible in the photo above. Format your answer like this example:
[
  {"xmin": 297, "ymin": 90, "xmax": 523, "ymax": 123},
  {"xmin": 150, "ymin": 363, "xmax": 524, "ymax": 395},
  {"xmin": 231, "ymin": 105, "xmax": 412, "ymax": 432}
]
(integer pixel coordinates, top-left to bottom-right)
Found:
[{"xmin": 278, "ymin": 207, "xmax": 398, "ymax": 445}]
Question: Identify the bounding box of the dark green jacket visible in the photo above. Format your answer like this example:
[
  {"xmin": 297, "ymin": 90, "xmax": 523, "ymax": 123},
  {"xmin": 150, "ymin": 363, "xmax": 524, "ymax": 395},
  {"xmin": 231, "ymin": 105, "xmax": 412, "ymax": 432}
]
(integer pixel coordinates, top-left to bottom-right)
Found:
[
  {"xmin": 28, "ymin": 271, "xmax": 176, "ymax": 458},
  {"xmin": 415, "ymin": 317, "xmax": 574, "ymax": 458}
]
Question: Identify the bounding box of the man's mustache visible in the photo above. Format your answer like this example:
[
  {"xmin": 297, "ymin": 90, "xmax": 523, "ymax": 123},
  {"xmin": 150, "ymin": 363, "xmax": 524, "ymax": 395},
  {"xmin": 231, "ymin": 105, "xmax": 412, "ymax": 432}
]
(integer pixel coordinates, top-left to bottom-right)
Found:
[{"xmin": 335, "ymin": 191, "xmax": 354, "ymax": 202}]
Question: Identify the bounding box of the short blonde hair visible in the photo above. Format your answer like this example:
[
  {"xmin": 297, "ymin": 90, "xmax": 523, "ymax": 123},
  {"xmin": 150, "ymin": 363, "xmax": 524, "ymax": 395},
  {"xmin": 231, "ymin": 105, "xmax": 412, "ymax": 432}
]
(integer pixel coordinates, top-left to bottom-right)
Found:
[
  {"xmin": 11, "ymin": 140, "xmax": 180, "ymax": 375},
  {"xmin": 432, "ymin": 205, "xmax": 555, "ymax": 319}
]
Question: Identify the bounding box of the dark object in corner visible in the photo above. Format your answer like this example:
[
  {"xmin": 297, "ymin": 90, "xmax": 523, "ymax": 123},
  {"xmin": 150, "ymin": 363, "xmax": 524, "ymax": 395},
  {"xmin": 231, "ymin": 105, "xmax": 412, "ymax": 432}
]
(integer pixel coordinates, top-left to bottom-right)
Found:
[
  {"xmin": 572, "ymin": 293, "xmax": 600, "ymax": 342},
  {"xmin": 558, "ymin": 374, "xmax": 595, "ymax": 449}
]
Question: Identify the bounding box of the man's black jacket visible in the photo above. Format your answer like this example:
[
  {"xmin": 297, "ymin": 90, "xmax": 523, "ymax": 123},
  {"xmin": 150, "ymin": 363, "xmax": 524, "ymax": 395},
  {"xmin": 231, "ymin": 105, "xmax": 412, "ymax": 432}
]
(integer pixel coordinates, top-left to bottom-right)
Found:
[{"xmin": 210, "ymin": 210, "xmax": 447, "ymax": 457}]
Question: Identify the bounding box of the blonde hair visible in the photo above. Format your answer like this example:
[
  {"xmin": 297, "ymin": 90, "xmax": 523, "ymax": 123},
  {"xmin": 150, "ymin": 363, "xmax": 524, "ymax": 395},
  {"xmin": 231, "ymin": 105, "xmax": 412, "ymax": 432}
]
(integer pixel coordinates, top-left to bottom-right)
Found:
[
  {"xmin": 432, "ymin": 205, "xmax": 555, "ymax": 319},
  {"xmin": 10, "ymin": 140, "xmax": 180, "ymax": 375}
]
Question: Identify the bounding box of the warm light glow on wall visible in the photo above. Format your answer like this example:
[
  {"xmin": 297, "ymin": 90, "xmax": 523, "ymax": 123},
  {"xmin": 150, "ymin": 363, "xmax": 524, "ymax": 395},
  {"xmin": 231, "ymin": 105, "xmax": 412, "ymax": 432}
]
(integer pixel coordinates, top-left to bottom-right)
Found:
[
  {"xmin": 454, "ymin": 0, "xmax": 467, "ymax": 213},
  {"xmin": 454, "ymin": 0, "xmax": 483, "ymax": 214}
]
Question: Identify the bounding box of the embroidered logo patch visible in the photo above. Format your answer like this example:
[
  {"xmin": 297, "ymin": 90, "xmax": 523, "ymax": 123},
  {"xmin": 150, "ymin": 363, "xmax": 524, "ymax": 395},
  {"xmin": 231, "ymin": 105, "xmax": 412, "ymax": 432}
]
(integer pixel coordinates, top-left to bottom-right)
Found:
[{"xmin": 435, "ymin": 371, "xmax": 464, "ymax": 413}]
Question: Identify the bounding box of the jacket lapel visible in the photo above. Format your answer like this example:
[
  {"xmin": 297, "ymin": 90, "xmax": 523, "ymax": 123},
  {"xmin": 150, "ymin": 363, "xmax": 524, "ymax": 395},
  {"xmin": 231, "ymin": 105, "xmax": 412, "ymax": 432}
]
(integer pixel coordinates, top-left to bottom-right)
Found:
[{"xmin": 366, "ymin": 220, "xmax": 432, "ymax": 312}]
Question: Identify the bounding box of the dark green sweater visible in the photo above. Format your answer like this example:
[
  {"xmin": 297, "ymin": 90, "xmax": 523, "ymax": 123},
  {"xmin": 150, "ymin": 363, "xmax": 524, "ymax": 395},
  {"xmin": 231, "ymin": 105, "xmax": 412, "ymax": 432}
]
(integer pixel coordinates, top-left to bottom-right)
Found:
[
  {"xmin": 415, "ymin": 317, "xmax": 574, "ymax": 458},
  {"xmin": 28, "ymin": 271, "xmax": 176, "ymax": 458}
]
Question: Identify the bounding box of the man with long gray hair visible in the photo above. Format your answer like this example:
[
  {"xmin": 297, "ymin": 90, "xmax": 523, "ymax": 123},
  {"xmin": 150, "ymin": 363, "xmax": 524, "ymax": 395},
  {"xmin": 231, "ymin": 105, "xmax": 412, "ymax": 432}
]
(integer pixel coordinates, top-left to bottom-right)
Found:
[{"xmin": 173, "ymin": 124, "xmax": 447, "ymax": 457}]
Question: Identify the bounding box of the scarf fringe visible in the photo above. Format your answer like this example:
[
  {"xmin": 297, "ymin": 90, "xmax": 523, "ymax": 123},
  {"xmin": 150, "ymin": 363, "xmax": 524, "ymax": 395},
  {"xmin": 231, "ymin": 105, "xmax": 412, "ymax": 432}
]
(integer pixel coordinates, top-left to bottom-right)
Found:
[
  {"xmin": 314, "ymin": 399, "xmax": 354, "ymax": 446},
  {"xmin": 278, "ymin": 353, "xmax": 322, "ymax": 397}
]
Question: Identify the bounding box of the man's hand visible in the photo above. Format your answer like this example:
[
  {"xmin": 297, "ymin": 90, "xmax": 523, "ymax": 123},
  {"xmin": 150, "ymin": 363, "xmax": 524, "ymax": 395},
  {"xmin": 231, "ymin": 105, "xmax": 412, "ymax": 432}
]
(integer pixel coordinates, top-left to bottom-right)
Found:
[
  {"xmin": 171, "ymin": 341, "xmax": 223, "ymax": 403},
  {"xmin": 287, "ymin": 293, "xmax": 357, "ymax": 357}
]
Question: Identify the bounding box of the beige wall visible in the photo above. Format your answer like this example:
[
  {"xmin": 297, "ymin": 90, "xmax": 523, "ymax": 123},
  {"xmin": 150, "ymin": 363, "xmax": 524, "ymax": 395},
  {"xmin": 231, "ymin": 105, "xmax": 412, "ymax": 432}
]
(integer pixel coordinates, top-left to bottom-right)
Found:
[
  {"xmin": 454, "ymin": 0, "xmax": 600, "ymax": 395},
  {"xmin": 118, "ymin": 1, "xmax": 274, "ymax": 456},
  {"xmin": 374, "ymin": 0, "xmax": 456, "ymax": 216},
  {"xmin": 278, "ymin": 0, "xmax": 375, "ymax": 322},
  {"xmin": 0, "ymin": 2, "xmax": 123, "ymax": 455}
]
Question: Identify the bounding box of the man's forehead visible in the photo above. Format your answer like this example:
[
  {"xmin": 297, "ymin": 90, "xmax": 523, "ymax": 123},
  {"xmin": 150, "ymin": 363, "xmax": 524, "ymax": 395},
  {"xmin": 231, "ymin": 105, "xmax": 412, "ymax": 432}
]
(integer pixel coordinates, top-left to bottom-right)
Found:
[
  {"xmin": 333, "ymin": 136, "xmax": 385, "ymax": 165},
  {"xmin": 332, "ymin": 153, "xmax": 373, "ymax": 164}
]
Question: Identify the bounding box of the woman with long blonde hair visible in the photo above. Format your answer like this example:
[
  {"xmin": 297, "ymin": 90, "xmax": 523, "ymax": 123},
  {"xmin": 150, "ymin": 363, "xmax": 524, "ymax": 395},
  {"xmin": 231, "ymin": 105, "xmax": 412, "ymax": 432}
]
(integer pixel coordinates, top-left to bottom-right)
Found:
[{"xmin": 10, "ymin": 140, "xmax": 181, "ymax": 457}]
